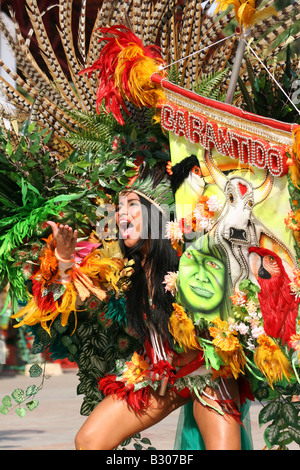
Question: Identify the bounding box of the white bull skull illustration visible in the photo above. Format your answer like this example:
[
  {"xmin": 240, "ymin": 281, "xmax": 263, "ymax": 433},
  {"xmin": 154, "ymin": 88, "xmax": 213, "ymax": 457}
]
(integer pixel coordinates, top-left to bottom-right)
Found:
[{"xmin": 204, "ymin": 150, "xmax": 274, "ymax": 289}]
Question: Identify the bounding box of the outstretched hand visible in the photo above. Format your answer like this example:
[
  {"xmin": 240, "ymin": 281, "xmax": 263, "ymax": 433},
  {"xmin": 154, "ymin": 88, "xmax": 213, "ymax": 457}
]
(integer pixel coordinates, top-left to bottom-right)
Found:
[{"xmin": 47, "ymin": 221, "xmax": 78, "ymax": 260}]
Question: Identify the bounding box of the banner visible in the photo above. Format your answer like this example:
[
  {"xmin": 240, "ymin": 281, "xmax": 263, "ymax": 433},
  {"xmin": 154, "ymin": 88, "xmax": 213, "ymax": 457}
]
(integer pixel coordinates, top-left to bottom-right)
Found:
[{"xmin": 152, "ymin": 75, "xmax": 299, "ymax": 324}]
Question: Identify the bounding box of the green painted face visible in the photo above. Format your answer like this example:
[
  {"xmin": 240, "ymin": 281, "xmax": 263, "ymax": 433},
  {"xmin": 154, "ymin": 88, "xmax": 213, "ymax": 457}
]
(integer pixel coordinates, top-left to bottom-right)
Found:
[{"xmin": 177, "ymin": 240, "xmax": 226, "ymax": 320}]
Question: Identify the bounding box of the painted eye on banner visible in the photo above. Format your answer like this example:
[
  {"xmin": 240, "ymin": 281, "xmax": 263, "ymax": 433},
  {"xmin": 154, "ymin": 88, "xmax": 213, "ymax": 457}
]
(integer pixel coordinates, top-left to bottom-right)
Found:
[
  {"xmin": 191, "ymin": 165, "xmax": 201, "ymax": 175},
  {"xmin": 207, "ymin": 260, "xmax": 220, "ymax": 269},
  {"xmin": 229, "ymin": 193, "xmax": 234, "ymax": 203}
]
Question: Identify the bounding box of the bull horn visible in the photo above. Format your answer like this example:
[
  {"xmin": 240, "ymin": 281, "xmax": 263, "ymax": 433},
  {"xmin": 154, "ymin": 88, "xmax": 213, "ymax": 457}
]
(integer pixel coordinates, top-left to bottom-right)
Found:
[
  {"xmin": 204, "ymin": 150, "xmax": 228, "ymax": 190},
  {"xmin": 253, "ymin": 171, "xmax": 274, "ymax": 206}
]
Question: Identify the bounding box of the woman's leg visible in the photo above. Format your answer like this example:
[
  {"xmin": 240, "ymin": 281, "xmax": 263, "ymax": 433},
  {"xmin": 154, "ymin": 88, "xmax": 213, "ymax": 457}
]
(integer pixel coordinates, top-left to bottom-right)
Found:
[
  {"xmin": 192, "ymin": 380, "xmax": 241, "ymax": 450},
  {"xmin": 75, "ymin": 389, "xmax": 189, "ymax": 450}
]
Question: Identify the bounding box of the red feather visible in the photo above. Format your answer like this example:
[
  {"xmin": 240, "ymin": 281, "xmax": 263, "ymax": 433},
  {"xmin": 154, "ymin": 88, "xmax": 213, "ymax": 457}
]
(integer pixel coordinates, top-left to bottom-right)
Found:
[
  {"xmin": 215, "ymin": 399, "xmax": 243, "ymax": 425},
  {"xmin": 98, "ymin": 374, "xmax": 151, "ymax": 414},
  {"xmin": 249, "ymin": 247, "xmax": 299, "ymax": 344},
  {"xmin": 79, "ymin": 25, "xmax": 165, "ymax": 125},
  {"xmin": 32, "ymin": 279, "xmax": 56, "ymax": 313}
]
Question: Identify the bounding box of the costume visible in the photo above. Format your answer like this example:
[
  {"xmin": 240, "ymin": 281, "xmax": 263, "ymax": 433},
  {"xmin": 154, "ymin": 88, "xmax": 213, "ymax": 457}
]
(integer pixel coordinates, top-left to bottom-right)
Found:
[{"xmin": 0, "ymin": 0, "xmax": 300, "ymax": 451}]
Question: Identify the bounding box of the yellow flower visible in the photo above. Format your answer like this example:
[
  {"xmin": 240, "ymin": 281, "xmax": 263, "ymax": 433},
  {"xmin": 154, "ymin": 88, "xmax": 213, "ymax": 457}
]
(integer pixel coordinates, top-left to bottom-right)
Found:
[
  {"xmin": 209, "ymin": 317, "xmax": 246, "ymax": 379},
  {"xmin": 254, "ymin": 335, "xmax": 293, "ymax": 388},
  {"xmin": 168, "ymin": 303, "xmax": 200, "ymax": 352},
  {"xmin": 214, "ymin": 0, "xmax": 277, "ymax": 29},
  {"xmin": 122, "ymin": 352, "xmax": 149, "ymax": 384}
]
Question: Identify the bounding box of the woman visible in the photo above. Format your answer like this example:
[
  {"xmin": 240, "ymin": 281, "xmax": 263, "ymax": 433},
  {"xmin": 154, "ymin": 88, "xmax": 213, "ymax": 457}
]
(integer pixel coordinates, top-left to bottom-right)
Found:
[{"xmin": 48, "ymin": 187, "xmax": 246, "ymax": 450}]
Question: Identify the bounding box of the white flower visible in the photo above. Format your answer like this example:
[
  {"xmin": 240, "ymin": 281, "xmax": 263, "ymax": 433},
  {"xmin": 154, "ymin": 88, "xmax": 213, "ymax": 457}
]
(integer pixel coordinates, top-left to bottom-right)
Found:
[
  {"xmin": 229, "ymin": 319, "xmax": 249, "ymax": 335},
  {"xmin": 207, "ymin": 195, "xmax": 223, "ymax": 212},
  {"xmin": 245, "ymin": 306, "xmax": 261, "ymax": 319},
  {"xmin": 163, "ymin": 271, "xmax": 178, "ymax": 296},
  {"xmin": 251, "ymin": 325, "xmax": 265, "ymax": 339},
  {"xmin": 197, "ymin": 216, "xmax": 211, "ymax": 230},
  {"xmin": 246, "ymin": 338, "xmax": 255, "ymax": 350},
  {"xmin": 245, "ymin": 316, "xmax": 259, "ymax": 329},
  {"xmin": 236, "ymin": 323, "xmax": 249, "ymax": 335},
  {"xmin": 165, "ymin": 221, "xmax": 183, "ymax": 242},
  {"xmin": 193, "ymin": 204, "xmax": 204, "ymax": 220}
]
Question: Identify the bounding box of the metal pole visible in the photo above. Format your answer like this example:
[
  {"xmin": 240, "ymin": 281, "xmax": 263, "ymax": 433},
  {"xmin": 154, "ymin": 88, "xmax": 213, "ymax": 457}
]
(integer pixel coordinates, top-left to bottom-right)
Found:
[
  {"xmin": 225, "ymin": 0, "xmax": 262, "ymax": 104},
  {"xmin": 225, "ymin": 35, "xmax": 247, "ymax": 104}
]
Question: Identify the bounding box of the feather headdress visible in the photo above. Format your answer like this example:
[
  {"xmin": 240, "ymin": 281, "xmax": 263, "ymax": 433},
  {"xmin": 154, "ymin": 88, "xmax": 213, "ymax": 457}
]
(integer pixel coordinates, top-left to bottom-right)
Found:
[{"xmin": 79, "ymin": 25, "xmax": 166, "ymax": 125}]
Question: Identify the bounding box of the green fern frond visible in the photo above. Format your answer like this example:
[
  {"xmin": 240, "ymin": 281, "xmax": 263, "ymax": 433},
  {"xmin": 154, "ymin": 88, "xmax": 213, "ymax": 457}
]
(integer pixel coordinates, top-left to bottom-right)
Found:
[
  {"xmin": 65, "ymin": 108, "xmax": 138, "ymax": 156},
  {"xmin": 167, "ymin": 64, "xmax": 182, "ymax": 86},
  {"xmin": 193, "ymin": 69, "xmax": 229, "ymax": 102},
  {"xmin": 66, "ymin": 132, "xmax": 108, "ymax": 154}
]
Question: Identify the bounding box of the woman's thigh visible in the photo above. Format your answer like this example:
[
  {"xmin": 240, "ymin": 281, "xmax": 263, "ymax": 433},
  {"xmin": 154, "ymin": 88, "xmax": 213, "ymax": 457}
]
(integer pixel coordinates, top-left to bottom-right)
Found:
[
  {"xmin": 192, "ymin": 381, "xmax": 241, "ymax": 450},
  {"xmin": 75, "ymin": 389, "xmax": 189, "ymax": 450}
]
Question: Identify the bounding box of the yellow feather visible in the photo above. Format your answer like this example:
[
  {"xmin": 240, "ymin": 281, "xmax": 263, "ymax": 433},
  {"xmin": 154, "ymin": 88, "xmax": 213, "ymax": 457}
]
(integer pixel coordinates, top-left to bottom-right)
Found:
[
  {"xmin": 168, "ymin": 303, "xmax": 200, "ymax": 352},
  {"xmin": 11, "ymin": 297, "xmax": 59, "ymax": 336},
  {"xmin": 57, "ymin": 283, "xmax": 78, "ymax": 321}
]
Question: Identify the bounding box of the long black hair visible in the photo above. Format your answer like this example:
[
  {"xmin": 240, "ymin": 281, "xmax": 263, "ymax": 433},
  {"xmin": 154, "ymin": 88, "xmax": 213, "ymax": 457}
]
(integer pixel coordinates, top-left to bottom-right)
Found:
[{"xmin": 119, "ymin": 194, "xmax": 178, "ymax": 345}]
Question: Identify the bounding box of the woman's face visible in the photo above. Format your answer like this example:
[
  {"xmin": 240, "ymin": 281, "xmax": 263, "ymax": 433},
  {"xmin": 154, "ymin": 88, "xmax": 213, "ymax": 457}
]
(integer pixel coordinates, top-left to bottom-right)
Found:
[
  {"xmin": 177, "ymin": 244, "xmax": 226, "ymax": 318},
  {"xmin": 116, "ymin": 192, "xmax": 143, "ymax": 248}
]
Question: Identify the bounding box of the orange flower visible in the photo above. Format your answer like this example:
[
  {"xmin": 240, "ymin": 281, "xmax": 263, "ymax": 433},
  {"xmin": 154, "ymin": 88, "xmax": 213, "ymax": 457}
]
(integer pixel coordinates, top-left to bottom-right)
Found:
[
  {"xmin": 122, "ymin": 352, "xmax": 149, "ymax": 384},
  {"xmin": 284, "ymin": 210, "xmax": 300, "ymax": 231},
  {"xmin": 198, "ymin": 195, "xmax": 214, "ymax": 218},
  {"xmin": 229, "ymin": 290, "xmax": 247, "ymax": 306},
  {"xmin": 254, "ymin": 335, "xmax": 293, "ymax": 388},
  {"xmin": 289, "ymin": 334, "xmax": 300, "ymax": 361},
  {"xmin": 209, "ymin": 317, "xmax": 246, "ymax": 379}
]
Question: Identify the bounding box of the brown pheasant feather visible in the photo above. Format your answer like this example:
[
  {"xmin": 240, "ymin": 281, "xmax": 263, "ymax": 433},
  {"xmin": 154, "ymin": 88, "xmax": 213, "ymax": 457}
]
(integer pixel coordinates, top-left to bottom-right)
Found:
[{"xmin": 0, "ymin": 0, "xmax": 298, "ymax": 159}]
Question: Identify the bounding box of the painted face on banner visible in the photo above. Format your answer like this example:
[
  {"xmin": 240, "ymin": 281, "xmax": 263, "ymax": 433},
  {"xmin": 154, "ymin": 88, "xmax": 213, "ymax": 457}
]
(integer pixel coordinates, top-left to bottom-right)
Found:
[
  {"xmin": 177, "ymin": 236, "xmax": 227, "ymax": 321},
  {"xmin": 116, "ymin": 192, "xmax": 143, "ymax": 248}
]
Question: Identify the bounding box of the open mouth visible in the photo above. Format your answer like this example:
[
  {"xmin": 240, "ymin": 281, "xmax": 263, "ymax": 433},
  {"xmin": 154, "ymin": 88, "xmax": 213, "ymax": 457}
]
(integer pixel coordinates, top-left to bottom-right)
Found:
[
  {"xmin": 118, "ymin": 218, "xmax": 135, "ymax": 239},
  {"xmin": 189, "ymin": 285, "xmax": 214, "ymax": 298}
]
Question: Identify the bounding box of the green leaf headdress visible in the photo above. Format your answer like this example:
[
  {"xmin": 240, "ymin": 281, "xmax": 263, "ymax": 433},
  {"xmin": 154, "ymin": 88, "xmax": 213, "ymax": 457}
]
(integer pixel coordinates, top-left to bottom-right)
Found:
[{"xmin": 126, "ymin": 173, "xmax": 174, "ymax": 218}]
